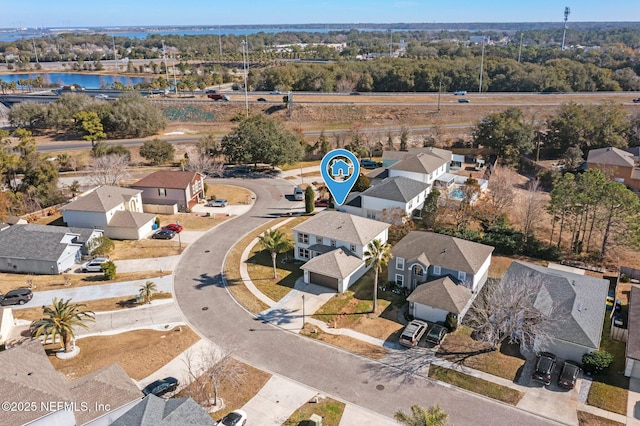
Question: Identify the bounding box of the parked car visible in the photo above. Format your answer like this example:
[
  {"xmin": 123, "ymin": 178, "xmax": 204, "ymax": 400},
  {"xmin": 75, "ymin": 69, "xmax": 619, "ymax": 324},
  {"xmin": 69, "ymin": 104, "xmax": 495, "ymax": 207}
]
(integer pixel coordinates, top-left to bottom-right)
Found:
[
  {"xmin": 350, "ymin": 91, "xmax": 361, "ymax": 96},
  {"xmin": 162, "ymin": 223, "xmax": 183, "ymax": 233},
  {"xmin": 293, "ymin": 186, "xmax": 304, "ymax": 201},
  {"xmin": 0, "ymin": 288, "xmax": 33, "ymax": 306},
  {"xmin": 257, "ymin": 97, "xmax": 267, "ymax": 102},
  {"xmin": 314, "ymin": 198, "xmax": 329, "ymax": 207},
  {"xmin": 458, "ymin": 98, "xmax": 470, "ymax": 103},
  {"xmin": 532, "ymin": 352, "xmax": 557, "ymax": 385},
  {"xmin": 206, "ymin": 198, "xmax": 228, "ymax": 207},
  {"xmin": 557, "ymin": 361, "xmax": 581, "ymax": 389},
  {"xmin": 633, "ymin": 98, "xmax": 640, "ymax": 103},
  {"xmin": 360, "ymin": 159, "xmax": 379, "ymax": 169},
  {"xmin": 152, "ymin": 229, "xmax": 176, "ymax": 240},
  {"xmin": 269, "ymin": 90, "xmax": 281, "ymax": 95},
  {"xmin": 142, "ymin": 377, "xmax": 179, "ymax": 397},
  {"xmin": 218, "ymin": 409, "xmax": 247, "ymax": 426},
  {"xmin": 208, "ymin": 93, "xmax": 229, "ymax": 101},
  {"xmin": 453, "ymin": 90, "xmax": 467, "ymax": 95},
  {"xmin": 399, "ymin": 319, "xmax": 428, "ymax": 347},
  {"xmin": 81, "ymin": 257, "xmax": 110, "ymax": 272},
  {"xmin": 425, "ymin": 324, "xmax": 447, "ymax": 345},
  {"xmin": 95, "ymin": 94, "xmax": 109, "ymax": 100}
]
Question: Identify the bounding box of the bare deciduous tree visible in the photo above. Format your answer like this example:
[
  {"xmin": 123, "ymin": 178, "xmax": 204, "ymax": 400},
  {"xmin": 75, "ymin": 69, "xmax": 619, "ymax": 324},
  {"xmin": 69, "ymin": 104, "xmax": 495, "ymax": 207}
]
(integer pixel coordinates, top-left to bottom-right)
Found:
[
  {"xmin": 519, "ymin": 178, "xmax": 544, "ymax": 244},
  {"xmin": 89, "ymin": 154, "xmax": 129, "ymax": 186},
  {"xmin": 486, "ymin": 165, "xmax": 517, "ymax": 216},
  {"xmin": 184, "ymin": 150, "xmax": 224, "ymax": 177}
]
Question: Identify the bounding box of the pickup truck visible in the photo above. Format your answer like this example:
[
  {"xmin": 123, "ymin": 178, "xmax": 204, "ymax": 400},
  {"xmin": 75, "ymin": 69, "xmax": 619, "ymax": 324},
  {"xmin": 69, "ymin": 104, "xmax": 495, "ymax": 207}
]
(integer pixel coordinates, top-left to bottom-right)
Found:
[{"xmin": 207, "ymin": 93, "xmax": 229, "ymax": 101}]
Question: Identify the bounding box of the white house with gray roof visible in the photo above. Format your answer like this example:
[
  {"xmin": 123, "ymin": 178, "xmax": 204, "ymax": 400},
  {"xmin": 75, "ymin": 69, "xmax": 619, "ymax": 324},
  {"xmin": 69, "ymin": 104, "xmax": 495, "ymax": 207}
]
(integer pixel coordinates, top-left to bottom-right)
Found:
[
  {"xmin": 389, "ymin": 231, "xmax": 494, "ymax": 323},
  {"xmin": 0, "ymin": 224, "xmax": 103, "ymax": 275},
  {"xmin": 337, "ymin": 176, "xmax": 431, "ymax": 221},
  {"xmin": 61, "ymin": 186, "xmax": 156, "ymax": 240},
  {"xmin": 501, "ymin": 261, "xmax": 609, "ymax": 362},
  {"xmin": 293, "ymin": 211, "xmax": 390, "ymax": 292},
  {"xmin": 110, "ymin": 394, "xmax": 215, "ymax": 426},
  {"xmin": 388, "ymin": 152, "xmax": 449, "ymax": 185}
]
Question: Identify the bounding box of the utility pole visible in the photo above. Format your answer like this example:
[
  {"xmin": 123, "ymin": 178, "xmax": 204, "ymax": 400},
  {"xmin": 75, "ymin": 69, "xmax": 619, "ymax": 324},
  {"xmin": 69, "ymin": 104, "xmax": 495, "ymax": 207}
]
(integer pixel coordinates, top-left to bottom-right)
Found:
[
  {"xmin": 517, "ymin": 33, "xmax": 523, "ymax": 62},
  {"xmin": 561, "ymin": 7, "xmax": 570, "ymax": 51},
  {"xmin": 161, "ymin": 39, "xmax": 170, "ymax": 90},
  {"xmin": 242, "ymin": 40, "xmax": 249, "ymax": 117},
  {"xmin": 478, "ymin": 37, "xmax": 486, "ymax": 93},
  {"xmin": 112, "ymin": 35, "xmax": 117, "ymax": 73},
  {"xmin": 31, "ymin": 35, "xmax": 39, "ymax": 63},
  {"xmin": 389, "ymin": 28, "xmax": 392, "ymax": 57},
  {"xmin": 437, "ymin": 80, "xmax": 441, "ymax": 113}
]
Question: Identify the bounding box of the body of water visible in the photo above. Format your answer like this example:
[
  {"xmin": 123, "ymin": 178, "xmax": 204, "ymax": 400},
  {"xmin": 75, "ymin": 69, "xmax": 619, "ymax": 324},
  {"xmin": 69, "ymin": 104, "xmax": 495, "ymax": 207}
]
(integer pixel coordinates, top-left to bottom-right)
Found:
[{"xmin": 0, "ymin": 73, "xmax": 150, "ymax": 89}]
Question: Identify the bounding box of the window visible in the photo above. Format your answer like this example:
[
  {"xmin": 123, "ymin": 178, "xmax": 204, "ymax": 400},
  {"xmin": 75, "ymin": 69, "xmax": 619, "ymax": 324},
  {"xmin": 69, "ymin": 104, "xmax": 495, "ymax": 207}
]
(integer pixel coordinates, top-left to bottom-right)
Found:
[
  {"xmin": 350, "ymin": 244, "xmax": 356, "ymax": 252},
  {"xmin": 395, "ymin": 274, "xmax": 404, "ymax": 287},
  {"xmin": 330, "ymin": 239, "xmax": 336, "ymax": 247},
  {"xmin": 298, "ymin": 233, "xmax": 309, "ymax": 244},
  {"xmin": 458, "ymin": 271, "xmax": 467, "ymax": 281},
  {"xmin": 413, "ymin": 265, "xmax": 424, "ymax": 276},
  {"xmin": 316, "ymin": 236, "xmax": 323, "ymax": 244},
  {"xmin": 298, "ymin": 248, "xmax": 309, "ymax": 259},
  {"xmin": 366, "ymin": 210, "xmax": 376, "ymax": 219},
  {"xmin": 396, "ymin": 257, "xmax": 405, "ymax": 270},
  {"xmin": 433, "ymin": 265, "xmax": 441, "ymax": 275},
  {"xmin": 158, "ymin": 188, "xmax": 166, "ymax": 196}
]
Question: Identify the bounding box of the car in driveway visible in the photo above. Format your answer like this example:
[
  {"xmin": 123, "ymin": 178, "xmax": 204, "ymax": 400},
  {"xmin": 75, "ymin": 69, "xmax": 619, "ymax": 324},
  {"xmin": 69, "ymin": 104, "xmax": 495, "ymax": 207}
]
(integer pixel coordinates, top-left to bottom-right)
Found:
[
  {"xmin": 142, "ymin": 377, "xmax": 179, "ymax": 397},
  {"xmin": 425, "ymin": 324, "xmax": 447, "ymax": 345},
  {"xmin": 293, "ymin": 186, "xmax": 304, "ymax": 201},
  {"xmin": 206, "ymin": 198, "xmax": 228, "ymax": 207},
  {"xmin": 218, "ymin": 409, "xmax": 247, "ymax": 426},
  {"xmin": 81, "ymin": 257, "xmax": 110, "ymax": 272},
  {"xmin": 458, "ymin": 98, "xmax": 470, "ymax": 103},
  {"xmin": 558, "ymin": 361, "xmax": 581, "ymax": 389},
  {"xmin": 0, "ymin": 288, "xmax": 33, "ymax": 306},
  {"xmin": 532, "ymin": 352, "xmax": 557, "ymax": 385},
  {"xmin": 152, "ymin": 229, "xmax": 176, "ymax": 240},
  {"xmin": 399, "ymin": 319, "xmax": 428, "ymax": 347},
  {"xmin": 314, "ymin": 198, "xmax": 329, "ymax": 207},
  {"xmin": 162, "ymin": 223, "xmax": 183, "ymax": 233},
  {"xmin": 360, "ymin": 159, "xmax": 379, "ymax": 169}
]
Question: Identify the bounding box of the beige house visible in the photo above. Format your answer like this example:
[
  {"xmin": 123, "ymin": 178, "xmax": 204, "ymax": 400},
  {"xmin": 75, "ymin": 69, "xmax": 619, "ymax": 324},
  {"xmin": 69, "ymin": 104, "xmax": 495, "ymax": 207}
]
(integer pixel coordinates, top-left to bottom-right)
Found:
[
  {"xmin": 130, "ymin": 170, "xmax": 205, "ymax": 212},
  {"xmin": 587, "ymin": 146, "xmax": 640, "ymax": 191},
  {"xmin": 61, "ymin": 186, "xmax": 156, "ymax": 240}
]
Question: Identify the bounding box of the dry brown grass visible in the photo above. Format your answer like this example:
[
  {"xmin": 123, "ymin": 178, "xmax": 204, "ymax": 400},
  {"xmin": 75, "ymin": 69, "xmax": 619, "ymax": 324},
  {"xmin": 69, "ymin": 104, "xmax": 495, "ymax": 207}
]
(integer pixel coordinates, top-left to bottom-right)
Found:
[
  {"xmin": 577, "ymin": 411, "xmax": 625, "ymax": 426},
  {"xmin": 300, "ymin": 323, "xmax": 388, "ymax": 360},
  {"xmin": 156, "ymin": 213, "xmax": 230, "ymax": 231},
  {"xmin": 110, "ymin": 238, "xmax": 188, "ymax": 260},
  {"xmin": 13, "ymin": 292, "xmax": 173, "ymax": 321},
  {"xmin": 0, "ymin": 270, "xmax": 170, "ymax": 295},
  {"xmin": 283, "ymin": 395, "xmax": 345, "ymax": 426},
  {"xmin": 206, "ymin": 184, "xmax": 254, "ymax": 205},
  {"xmin": 47, "ymin": 327, "xmax": 200, "ymax": 380}
]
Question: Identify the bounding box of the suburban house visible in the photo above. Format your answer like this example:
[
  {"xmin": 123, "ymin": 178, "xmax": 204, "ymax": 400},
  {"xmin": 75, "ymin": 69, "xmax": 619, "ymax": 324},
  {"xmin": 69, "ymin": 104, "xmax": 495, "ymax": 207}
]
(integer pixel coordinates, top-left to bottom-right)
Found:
[
  {"xmin": 1, "ymin": 341, "xmax": 141, "ymax": 426},
  {"xmin": 625, "ymin": 286, "xmax": 640, "ymax": 378},
  {"xmin": 500, "ymin": 261, "xmax": 609, "ymax": 362},
  {"xmin": 389, "ymin": 231, "xmax": 494, "ymax": 323},
  {"xmin": 61, "ymin": 186, "xmax": 156, "ymax": 240},
  {"xmin": 337, "ymin": 176, "xmax": 431, "ymax": 221},
  {"xmin": 587, "ymin": 146, "xmax": 640, "ymax": 191},
  {"xmin": 110, "ymin": 394, "xmax": 216, "ymax": 426},
  {"xmin": 130, "ymin": 170, "xmax": 206, "ymax": 213},
  {"xmin": 382, "ymin": 147, "xmax": 452, "ymax": 168},
  {"xmin": 387, "ymin": 152, "xmax": 449, "ymax": 185},
  {"xmin": 0, "ymin": 224, "xmax": 103, "ymax": 275},
  {"xmin": 293, "ymin": 211, "xmax": 390, "ymax": 292}
]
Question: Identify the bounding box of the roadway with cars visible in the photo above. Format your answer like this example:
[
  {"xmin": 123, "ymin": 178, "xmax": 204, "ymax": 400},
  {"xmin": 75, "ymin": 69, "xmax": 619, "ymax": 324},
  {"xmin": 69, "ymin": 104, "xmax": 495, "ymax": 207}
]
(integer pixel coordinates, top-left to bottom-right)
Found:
[{"xmin": 172, "ymin": 177, "xmax": 559, "ymax": 426}]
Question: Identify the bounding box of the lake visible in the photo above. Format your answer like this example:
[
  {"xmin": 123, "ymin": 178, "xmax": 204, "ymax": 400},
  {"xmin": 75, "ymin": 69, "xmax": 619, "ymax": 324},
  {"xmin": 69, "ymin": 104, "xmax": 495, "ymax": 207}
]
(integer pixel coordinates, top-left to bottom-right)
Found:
[{"xmin": 0, "ymin": 73, "xmax": 150, "ymax": 89}]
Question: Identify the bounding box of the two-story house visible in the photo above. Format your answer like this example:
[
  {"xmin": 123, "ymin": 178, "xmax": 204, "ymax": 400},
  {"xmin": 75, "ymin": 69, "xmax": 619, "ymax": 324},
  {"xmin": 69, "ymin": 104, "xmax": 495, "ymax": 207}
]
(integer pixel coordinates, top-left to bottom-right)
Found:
[
  {"xmin": 387, "ymin": 152, "xmax": 449, "ymax": 185},
  {"xmin": 587, "ymin": 146, "xmax": 640, "ymax": 191},
  {"xmin": 61, "ymin": 186, "xmax": 156, "ymax": 240},
  {"xmin": 389, "ymin": 231, "xmax": 494, "ymax": 324},
  {"xmin": 130, "ymin": 170, "xmax": 205, "ymax": 212},
  {"xmin": 293, "ymin": 211, "xmax": 390, "ymax": 292},
  {"xmin": 338, "ymin": 176, "xmax": 431, "ymax": 221}
]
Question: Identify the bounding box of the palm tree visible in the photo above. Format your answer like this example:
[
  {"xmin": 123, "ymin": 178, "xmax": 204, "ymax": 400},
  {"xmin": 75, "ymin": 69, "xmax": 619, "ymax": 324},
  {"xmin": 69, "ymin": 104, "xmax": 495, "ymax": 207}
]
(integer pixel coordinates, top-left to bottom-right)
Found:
[
  {"xmin": 258, "ymin": 228, "xmax": 294, "ymax": 279},
  {"xmin": 31, "ymin": 298, "xmax": 95, "ymax": 353},
  {"xmin": 139, "ymin": 280, "xmax": 157, "ymax": 304},
  {"xmin": 394, "ymin": 404, "xmax": 449, "ymax": 426},
  {"xmin": 364, "ymin": 239, "xmax": 393, "ymax": 314}
]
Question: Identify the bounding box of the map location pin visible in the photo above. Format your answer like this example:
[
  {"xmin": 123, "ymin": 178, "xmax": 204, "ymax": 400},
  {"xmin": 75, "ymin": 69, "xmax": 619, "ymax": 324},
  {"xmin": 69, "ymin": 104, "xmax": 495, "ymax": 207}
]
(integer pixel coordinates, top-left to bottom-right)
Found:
[{"xmin": 320, "ymin": 149, "xmax": 361, "ymax": 206}]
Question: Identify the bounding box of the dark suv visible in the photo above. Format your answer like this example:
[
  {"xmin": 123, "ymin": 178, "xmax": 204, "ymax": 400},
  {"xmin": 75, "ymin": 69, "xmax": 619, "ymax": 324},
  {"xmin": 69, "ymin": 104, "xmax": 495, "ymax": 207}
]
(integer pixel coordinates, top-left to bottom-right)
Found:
[
  {"xmin": 532, "ymin": 352, "xmax": 557, "ymax": 385},
  {"xmin": 558, "ymin": 361, "xmax": 581, "ymax": 389},
  {"xmin": 0, "ymin": 288, "xmax": 33, "ymax": 306},
  {"xmin": 142, "ymin": 377, "xmax": 179, "ymax": 397}
]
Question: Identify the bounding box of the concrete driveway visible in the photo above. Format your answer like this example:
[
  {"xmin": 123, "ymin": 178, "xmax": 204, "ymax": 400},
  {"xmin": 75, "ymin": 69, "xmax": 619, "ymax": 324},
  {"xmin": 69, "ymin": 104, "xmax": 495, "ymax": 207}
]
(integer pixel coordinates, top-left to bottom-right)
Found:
[{"xmin": 172, "ymin": 177, "xmax": 558, "ymax": 426}]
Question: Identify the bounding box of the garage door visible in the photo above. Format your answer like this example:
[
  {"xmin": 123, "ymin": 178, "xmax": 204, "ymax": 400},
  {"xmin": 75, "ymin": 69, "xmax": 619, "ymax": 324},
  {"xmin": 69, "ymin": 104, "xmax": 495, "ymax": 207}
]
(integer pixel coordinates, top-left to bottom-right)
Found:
[{"xmin": 309, "ymin": 272, "xmax": 339, "ymax": 291}]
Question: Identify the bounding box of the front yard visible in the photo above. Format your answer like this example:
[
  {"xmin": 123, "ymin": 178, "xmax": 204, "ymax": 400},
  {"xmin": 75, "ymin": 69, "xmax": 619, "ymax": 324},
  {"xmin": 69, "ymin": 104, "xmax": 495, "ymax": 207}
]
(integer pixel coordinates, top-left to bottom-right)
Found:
[{"xmin": 283, "ymin": 396, "xmax": 345, "ymax": 426}]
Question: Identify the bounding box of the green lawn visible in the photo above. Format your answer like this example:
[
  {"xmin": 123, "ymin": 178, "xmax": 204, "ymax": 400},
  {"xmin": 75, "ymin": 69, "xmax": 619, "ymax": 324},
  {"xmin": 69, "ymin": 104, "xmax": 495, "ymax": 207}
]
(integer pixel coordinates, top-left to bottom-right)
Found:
[
  {"xmin": 282, "ymin": 396, "xmax": 345, "ymax": 426},
  {"xmin": 428, "ymin": 365, "xmax": 524, "ymax": 405}
]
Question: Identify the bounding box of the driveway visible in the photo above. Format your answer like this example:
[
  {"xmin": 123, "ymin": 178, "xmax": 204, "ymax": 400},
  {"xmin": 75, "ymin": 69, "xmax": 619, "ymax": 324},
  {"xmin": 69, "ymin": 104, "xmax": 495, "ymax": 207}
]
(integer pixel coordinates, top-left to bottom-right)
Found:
[{"xmin": 173, "ymin": 177, "xmax": 557, "ymax": 426}]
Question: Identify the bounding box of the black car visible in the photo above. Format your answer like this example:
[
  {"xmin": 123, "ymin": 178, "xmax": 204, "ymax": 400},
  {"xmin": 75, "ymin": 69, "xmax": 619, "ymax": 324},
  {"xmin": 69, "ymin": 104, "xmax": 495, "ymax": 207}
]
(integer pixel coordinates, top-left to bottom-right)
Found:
[
  {"xmin": 142, "ymin": 377, "xmax": 179, "ymax": 397},
  {"xmin": 257, "ymin": 97, "xmax": 267, "ymax": 102},
  {"xmin": 360, "ymin": 159, "xmax": 379, "ymax": 169},
  {"xmin": 558, "ymin": 361, "xmax": 581, "ymax": 389},
  {"xmin": 152, "ymin": 229, "xmax": 175, "ymax": 240},
  {"xmin": 532, "ymin": 352, "xmax": 557, "ymax": 385},
  {"xmin": 425, "ymin": 324, "xmax": 447, "ymax": 345},
  {"xmin": 0, "ymin": 288, "xmax": 33, "ymax": 306}
]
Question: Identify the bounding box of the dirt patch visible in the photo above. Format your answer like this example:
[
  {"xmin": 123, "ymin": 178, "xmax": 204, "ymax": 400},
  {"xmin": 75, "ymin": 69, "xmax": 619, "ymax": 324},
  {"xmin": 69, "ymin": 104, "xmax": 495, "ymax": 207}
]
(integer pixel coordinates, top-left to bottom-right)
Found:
[
  {"xmin": 577, "ymin": 411, "xmax": 625, "ymax": 426},
  {"xmin": 300, "ymin": 323, "xmax": 388, "ymax": 360},
  {"xmin": 47, "ymin": 327, "xmax": 200, "ymax": 381},
  {"xmin": 155, "ymin": 212, "xmax": 230, "ymax": 231}
]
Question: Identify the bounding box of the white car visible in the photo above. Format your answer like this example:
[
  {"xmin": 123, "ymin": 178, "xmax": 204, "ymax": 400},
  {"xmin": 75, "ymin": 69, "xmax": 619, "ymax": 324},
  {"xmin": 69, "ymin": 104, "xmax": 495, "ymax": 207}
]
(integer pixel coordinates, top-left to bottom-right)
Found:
[
  {"xmin": 293, "ymin": 186, "xmax": 304, "ymax": 201},
  {"xmin": 81, "ymin": 257, "xmax": 109, "ymax": 272},
  {"xmin": 206, "ymin": 198, "xmax": 228, "ymax": 207},
  {"xmin": 218, "ymin": 409, "xmax": 247, "ymax": 426},
  {"xmin": 95, "ymin": 94, "xmax": 109, "ymax": 99}
]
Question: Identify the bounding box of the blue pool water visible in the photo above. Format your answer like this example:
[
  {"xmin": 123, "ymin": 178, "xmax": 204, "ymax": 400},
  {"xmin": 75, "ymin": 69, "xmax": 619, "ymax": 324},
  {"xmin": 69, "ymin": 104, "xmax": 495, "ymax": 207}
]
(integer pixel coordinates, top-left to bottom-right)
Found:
[{"xmin": 449, "ymin": 187, "xmax": 465, "ymax": 199}]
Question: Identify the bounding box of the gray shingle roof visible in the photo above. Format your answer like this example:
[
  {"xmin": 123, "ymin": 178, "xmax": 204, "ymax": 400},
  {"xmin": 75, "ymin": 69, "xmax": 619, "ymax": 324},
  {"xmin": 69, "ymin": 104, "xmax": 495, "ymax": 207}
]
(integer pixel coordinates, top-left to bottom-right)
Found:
[
  {"xmin": 365, "ymin": 167, "xmax": 388, "ymax": 180},
  {"xmin": 627, "ymin": 286, "xmax": 640, "ymax": 360},
  {"xmin": 388, "ymin": 152, "xmax": 449, "ymax": 175},
  {"xmin": 109, "ymin": 210, "xmax": 156, "ymax": 228},
  {"xmin": 362, "ymin": 176, "xmax": 430, "ymax": 203},
  {"xmin": 344, "ymin": 193, "xmax": 362, "ymax": 208},
  {"xmin": 293, "ymin": 211, "xmax": 389, "ymax": 246},
  {"xmin": 301, "ymin": 247, "xmax": 363, "ymax": 279},
  {"xmin": 502, "ymin": 262, "xmax": 609, "ymax": 349},
  {"xmin": 408, "ymin": 146, "xmax": 452, "ymax": 161},
  {"xmin": 110, "ymin": 394, "xmax": 216, "ymax": 425},
  {"xmin": 131, "ymin": 171, "xmax": 201, "ymax": 189},
  {"xmin": 587, "ymin": 147, "xmax": 635, "ymax": 167},
  {"xmin": 407, "ymin": 276, "xmax": 472, "ymax": 314},
  {"xmin": 391, "ymin": 231, "xmax": 494, "ymax": 274},
  {"xmin": 0, "ymin": 224, "xmax": 99, "ymax": 262},
  {"xmin": 62, "ymin": 186, "xmax": 142, "ymax": 212}
]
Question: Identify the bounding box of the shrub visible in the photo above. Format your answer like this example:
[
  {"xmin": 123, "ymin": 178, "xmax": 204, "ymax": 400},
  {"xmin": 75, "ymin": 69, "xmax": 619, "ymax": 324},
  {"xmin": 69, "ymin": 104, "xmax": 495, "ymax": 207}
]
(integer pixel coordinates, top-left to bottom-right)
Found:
[
  {"xmin": 445, "ymin": 312, "xmax": 459, "ymax": 332},
  {"xmin": 620, "ymin": 274, "xmax": 631, "ymax": 283},
  {"xmin": 139, "ymin": 139, "xmax": 175, "ymax": 165},
  {"xmin": 582, "ymin": 350, "xmax": 614, "ymax": 374},
  {"xmin": 88, "ymin": 236, "xmax": 115, "ymax": 256},
  {"xmin": 304, "ymin": 186, "xmax": 315, "ymax": 214},
  {"xmin": 101, "ymin": 261, "xmax": 117, "ymax": 280}
]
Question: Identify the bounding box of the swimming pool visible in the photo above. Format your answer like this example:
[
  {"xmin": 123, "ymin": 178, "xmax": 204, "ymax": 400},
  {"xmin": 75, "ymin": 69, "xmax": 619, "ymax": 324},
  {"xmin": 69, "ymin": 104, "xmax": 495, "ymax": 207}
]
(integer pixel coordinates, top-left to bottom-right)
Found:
[{"xmin": 449, "ymin": 187, "xmax": 465, "ymax": 200}]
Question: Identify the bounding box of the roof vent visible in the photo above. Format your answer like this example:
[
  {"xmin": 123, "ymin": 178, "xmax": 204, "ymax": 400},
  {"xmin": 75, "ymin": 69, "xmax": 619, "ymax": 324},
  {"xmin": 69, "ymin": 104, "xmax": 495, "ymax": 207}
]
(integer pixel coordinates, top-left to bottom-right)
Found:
[
  {"xmin": 441, "ymin": 249, "xmax": 447, "ymax": 254},
  {"xmin": 577, "ymin": 302, "xmax": 582, "ymax": 312},
  {"xmin": 571, "ymin": 280, "xmax": 576, "ymax": 286}
]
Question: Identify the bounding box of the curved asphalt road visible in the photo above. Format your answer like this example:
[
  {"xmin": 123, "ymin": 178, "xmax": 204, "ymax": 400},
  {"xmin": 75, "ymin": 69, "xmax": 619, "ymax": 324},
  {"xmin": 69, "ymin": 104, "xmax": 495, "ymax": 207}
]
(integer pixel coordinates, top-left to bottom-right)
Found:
[{"xmin": 173, "ymin": 177, "xmax": 558, "ymax": 426}]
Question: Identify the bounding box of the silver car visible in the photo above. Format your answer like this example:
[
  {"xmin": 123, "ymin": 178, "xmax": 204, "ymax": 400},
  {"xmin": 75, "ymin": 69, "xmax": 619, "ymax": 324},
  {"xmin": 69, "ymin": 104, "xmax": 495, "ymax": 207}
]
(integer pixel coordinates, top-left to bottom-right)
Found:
[
  {"xmin": 206, "ymin": 199, "xmax": 228, "ymax": 207},
  {"xmin": 81, "ymin": 257, "xmax": 109, "ymax": 272}
]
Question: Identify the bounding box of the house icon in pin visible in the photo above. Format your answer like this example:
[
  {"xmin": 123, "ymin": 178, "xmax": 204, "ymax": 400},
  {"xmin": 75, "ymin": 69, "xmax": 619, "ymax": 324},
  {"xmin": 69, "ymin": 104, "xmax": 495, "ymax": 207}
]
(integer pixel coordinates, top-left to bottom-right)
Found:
[{"xmin": 330, "ymin": 159, "xmax": 352, "ymax": 178}]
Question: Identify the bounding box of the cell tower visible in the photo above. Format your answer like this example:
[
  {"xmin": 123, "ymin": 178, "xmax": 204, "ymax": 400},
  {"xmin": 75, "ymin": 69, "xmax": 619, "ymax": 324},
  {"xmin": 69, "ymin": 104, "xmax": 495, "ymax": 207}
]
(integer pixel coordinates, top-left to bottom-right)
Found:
[{"xmin": 561, "ymin": 7, "xmax": 570, "ymax": 51}]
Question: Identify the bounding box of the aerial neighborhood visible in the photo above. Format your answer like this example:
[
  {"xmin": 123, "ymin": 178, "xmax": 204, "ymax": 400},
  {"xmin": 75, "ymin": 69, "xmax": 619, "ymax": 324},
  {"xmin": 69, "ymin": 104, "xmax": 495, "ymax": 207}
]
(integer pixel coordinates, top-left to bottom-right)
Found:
[{"xmin": 1, "ymin": 11, "xmax": 640, "ymax": 426}]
